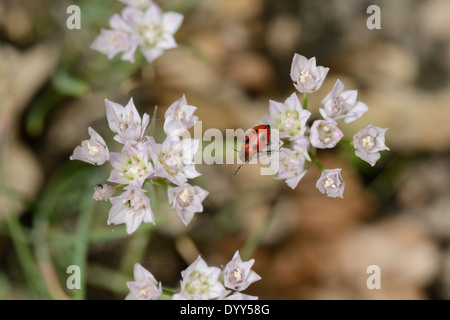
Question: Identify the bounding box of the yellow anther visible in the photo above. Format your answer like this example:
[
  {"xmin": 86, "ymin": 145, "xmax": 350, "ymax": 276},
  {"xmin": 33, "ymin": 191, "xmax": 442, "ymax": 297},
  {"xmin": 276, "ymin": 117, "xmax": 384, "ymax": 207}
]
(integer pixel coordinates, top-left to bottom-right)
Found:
[
  {"xmin": 234, "ymin": 268, "xmax": 242, "ymax": 282},
  {"xmin": 87, "ymin": 142, "xmax": 100, "ymax": 155},
  {"xmin": 299, "ymin": 70, "xmax": 312, "ymax": 84},
  {"xmin": 362, "ymin": 136, "xmax": 374, "ymax": 149},
  {"xmin": 324, "ymin": 177, "xmax": 337, "ymax": 189},
  {"xmin": 175, "ymin": 109, "xmax": 184, "ymax": 120}
]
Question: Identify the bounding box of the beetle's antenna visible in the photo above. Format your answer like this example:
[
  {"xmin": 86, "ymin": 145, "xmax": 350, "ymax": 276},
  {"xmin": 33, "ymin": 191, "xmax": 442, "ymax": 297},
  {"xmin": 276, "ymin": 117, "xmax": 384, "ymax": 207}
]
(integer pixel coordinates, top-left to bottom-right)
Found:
[{"xmin": 234, "ymin": 163, "xmax": 244, "ymax": 175}]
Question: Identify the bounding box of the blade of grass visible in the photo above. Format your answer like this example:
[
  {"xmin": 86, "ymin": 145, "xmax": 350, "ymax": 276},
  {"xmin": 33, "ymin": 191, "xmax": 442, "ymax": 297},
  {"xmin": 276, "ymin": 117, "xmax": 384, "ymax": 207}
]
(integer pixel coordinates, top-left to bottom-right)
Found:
[
  {"xmin": 119, "ymin": 228, "xmax": 153, "ymax": 274},
  {"xmin": 87, "ymin": 263, "xmax": 131, "ymax": 297},
  {"xmin": 240, "ymin": 200, "xmax": 278, "ymax": 261},
  {"xmin": 71, "ymin": 172, "xmax": 101, "ymax": 300},
  {"xmin": 31, "ymin": 163, "xmax": 103, "ymax": 299},
  {"xmin": 4, "ymin": 205, "xmax": 50, "ymax": 298}
]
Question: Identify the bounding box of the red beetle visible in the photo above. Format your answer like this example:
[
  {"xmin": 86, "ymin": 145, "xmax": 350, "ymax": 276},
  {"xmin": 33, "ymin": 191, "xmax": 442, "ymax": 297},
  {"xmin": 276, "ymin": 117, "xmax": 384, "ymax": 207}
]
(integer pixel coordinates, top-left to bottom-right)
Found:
[{"xmin": 234, "ymin": 124, "xmax": 271, "ymax": 175}]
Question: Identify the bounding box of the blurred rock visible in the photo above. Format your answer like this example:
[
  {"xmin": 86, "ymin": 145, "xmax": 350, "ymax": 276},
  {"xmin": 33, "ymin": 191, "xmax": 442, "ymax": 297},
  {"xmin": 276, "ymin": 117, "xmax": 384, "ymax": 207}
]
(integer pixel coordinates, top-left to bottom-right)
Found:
[
  {"xmin": 213, "ymin": 0, "xmax": 264, "ymax": 23},
  {"xmin": 238, "ymin": 190, "xmax": 300, "ymax": 247},
  {"xmin": 396, "ymin": 156, "xmax": 450, "ymax": 208},
  {"xmin": 0, "ymin": 42, "xmax": 60, "ymax": 122},
  {"xmin": 418, "ymin": 0, "xmax": 450, "ymax": 42},
  {"xmin": 266, "ymin": 14, "xmax": 302, "ymax": 59},
  {"xmin": 224, "ymin": 51, "xmax": 276, "ymax": 93},
  {"xmin": 187, "ymin": 29, "xmax": 228, "ymax": 69},
  {"xmin": 438, "ymin": 248, "xmax": 450, "ymax": 299},
  {"xmin": 220, "ymin": 22, "xmax": 253, "ymax": 53},
  {"xmin": 0, "ymin": 135, "xmax": 44, "ymax": 220},
  {"xmin": 45, "ymin": 93, "xmax": 111, "ymax": 157},
  {"xmin": 393, "ymin": 154, "xmax": 450, "ymax": 242},
  {"xmin": 0, "ymin": 42, "xmax": 60, "ymax": 219},
  {"xmin": 194, "ymin": 163, "xmax": 238, "ymax": 208},
  {"xmin": 410, "ymin": 197, "xmax": 450, "ymax": 242},
  {"xmin": 333, "ymin": 40, "xmax": 419, "ymax": 89},
  {"xmin": 313, "ymin": 215, "xmax": 440, "ymax": 299},
  {"xmin": 0, "ymin": 0, "xmax": 34, "ymax": 46}
]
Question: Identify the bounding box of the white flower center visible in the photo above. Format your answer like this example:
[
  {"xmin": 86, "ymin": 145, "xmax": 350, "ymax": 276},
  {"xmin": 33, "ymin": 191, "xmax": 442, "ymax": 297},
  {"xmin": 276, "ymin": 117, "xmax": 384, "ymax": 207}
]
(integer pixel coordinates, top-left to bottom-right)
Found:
[
  {"xmin": 177, "ymin": 187, "xmax": 193, "ymax": 208},
  {"xmin": 161, "ymin": 150, "xmax": 184, "ymax": 176},
  {"xmin": 331, "ymin": 97, "xmax": 350, "ymax": 116},
  {"xmin": 281, "ymin": 151, "xmax": 303, "ymax": 173},
  {"xmin": 128, "ymin": 165, "xmax": 139, "ymax": 175},
  {"xmin": 123, "ymin": 192, "xmax": 145, "ymax": 215},
  {"xmin": 299, "ymin": 70, "xmax": 312, "ymax": 84},
  {"xmin": 324, "ymin": 176, "xmax": 337, "ymax": 189},
  {"xmin": 361, "ymin": 135, "xmax": 375, "ymax": 150},
  {"xmin": 87, "ymin": 142, "xmax": 100, "ymax": 155},
  {"xmin": 124, "ymin": 156, "xmax": 147, "ymax": 182},
  {"xmin": 140, "ymin": 23, "xmax": 163, "ymax": 47},
  {"xmin": 175, "ymin": 109, "xmax": 184, "ymax": 120},
  {"xmin": 317, "ymin": 123, "xmax": 339, "ymax": 145},
  {"xmin": 118, "ymin": 110, "xmax": 139, "ymax": 135},
  {"xmin": 232, "ymin": 268, "xmax": 242, "ymax": 282},
  {"xmin": 110, "ymin": 33, "xmax": 127, "ymax": 48},
  {"xmin": 138, "ymin": 288, "xmax": 149, "ymax": 297},
  {"xmin": 184, "ymin": 271, "xmax": 210, "ymax": 295},
  {"xmin": 278, "ymin": 110, "xmax": 301, "ymax": 136}
]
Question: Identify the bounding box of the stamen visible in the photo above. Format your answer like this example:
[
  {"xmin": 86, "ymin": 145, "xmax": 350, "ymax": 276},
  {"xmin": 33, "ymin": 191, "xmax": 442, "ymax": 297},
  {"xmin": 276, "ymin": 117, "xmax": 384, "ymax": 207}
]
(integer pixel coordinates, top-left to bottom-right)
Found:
[
  {"xmin": 178, "ymin": 187, "xmax": 192, "ymax": 207},
  {"xmin": 299, "ymin": 70, "xmax": 312, "ymax": 84},
  {"xmin": 87, "ymin": 142, "xmax": 100, "ymax": 155},
  {"xmin": 233, "ymin": 268, "xmax": 242, "ymax": 282},
  {"xmin": 111, "ymin": 34, "xmax": 122, "ymax": 46},
  {"xmin": 361, "ymin": 136, "xmax": 375, "ymax": 149},
  {"xmin": 324, "ymin": 176, "xmax": 337, "ymax": 189},
  {"xmin": 138, "ymin": 289, "xmax": 148, "ymax": 297},
  {"xmin": 175, "ymin": 109, "xmax": 184, "ymax": 120},
  {"xmin": 128, "ymin": 165, "xmax": 139, "ymax": 175}
]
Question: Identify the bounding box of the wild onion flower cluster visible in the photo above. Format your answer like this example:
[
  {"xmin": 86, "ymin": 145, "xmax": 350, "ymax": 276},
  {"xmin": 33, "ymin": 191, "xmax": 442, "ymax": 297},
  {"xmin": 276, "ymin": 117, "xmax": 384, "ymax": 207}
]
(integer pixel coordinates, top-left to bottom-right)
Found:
[
  {"xmin": 261, "ymin": 54, "xmax": 389, "ymax": 198},
  {"xmin": 70, "ymin": 96, "xmax": 208, "ymax": 233},
  {"xmin": 91, "ymin": 0, "xmax": 183, "ymax": 63},
  {"xmin": 71, "ymin": 0, "xmax": 391, "ymax": 301},
  {"xmin": 125, "ymin": 251, "xmax": 261, "ymax": 300}
]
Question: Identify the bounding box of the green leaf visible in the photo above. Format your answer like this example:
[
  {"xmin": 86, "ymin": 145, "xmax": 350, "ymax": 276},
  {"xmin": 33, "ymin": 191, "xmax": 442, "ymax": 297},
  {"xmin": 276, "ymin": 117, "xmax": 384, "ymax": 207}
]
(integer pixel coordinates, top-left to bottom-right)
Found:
[
  {"xmin": 52, "ymin": 71, "xmax": 90, "ymax": 97},
  {"xmin": 148, "ymin": 105, "xmax": 158, "ymax": 137}
]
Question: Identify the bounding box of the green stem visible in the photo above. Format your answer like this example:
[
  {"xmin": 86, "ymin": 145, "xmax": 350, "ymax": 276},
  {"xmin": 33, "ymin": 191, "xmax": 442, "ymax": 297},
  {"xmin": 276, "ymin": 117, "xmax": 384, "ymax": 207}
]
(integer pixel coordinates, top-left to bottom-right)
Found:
[
  {"xmin": 71, "ymin": 171, "xmax": 101, "ymax": 300},
  {"xmin": 72, "ymin": 195, "xmax": 93, "ymax": 300},
  {"xmin": 120, "ymin": 229, "xmax": 152, "ymax": 275},
  {"xmin": 4, "ymin": 209, "xmax": 50, "ymax": 298},
  {"xmin": 86, "ymin": 263, "xmax": 131, "ymax": 296},
  {"xmin": 308, "ymin": 151, "xmax": 326, "ymax": 173},
  {"xmin": 88, "ymin": 218, "xmax": 164, "ymax": 243},
  {"xmin": 1, "ymin": 136, "xmax": 50, "ymax": 297},
  {"xmin": 240, "ymin": 204, "xmax": 277, "ymax": 261},
  {"xmin": 153, "ymin": 178, "xmax": 170, "ymax": 189},
  {"xmin": 302, "ymin": 93, "xmax": 309, "ymax": 109},
  {"xmin": 114, "ymin": 184, "xmax": 127, "ymax": 191},
  {"xmin": 162, "ymin": 287, "xmax": 177, "ymax": 295},
  {"xmin": 338, "ymin": 138, "xmax": 354, "ymax": 147},
  {"xmin": 159, "ymin": 286, "xmax": 179, "ymax": 299}
]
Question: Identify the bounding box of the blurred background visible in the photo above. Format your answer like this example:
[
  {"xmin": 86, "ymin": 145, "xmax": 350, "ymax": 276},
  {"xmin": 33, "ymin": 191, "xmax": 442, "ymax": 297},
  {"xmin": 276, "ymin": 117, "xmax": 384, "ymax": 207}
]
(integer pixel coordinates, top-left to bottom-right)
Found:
[{"xmin": 1, "ymin": 0, "xmax": 450, "ymax": 299}]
